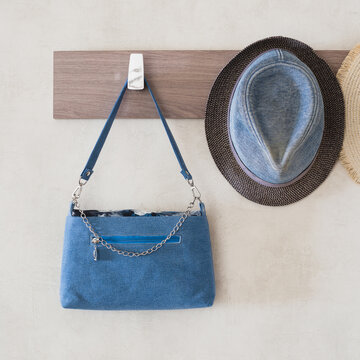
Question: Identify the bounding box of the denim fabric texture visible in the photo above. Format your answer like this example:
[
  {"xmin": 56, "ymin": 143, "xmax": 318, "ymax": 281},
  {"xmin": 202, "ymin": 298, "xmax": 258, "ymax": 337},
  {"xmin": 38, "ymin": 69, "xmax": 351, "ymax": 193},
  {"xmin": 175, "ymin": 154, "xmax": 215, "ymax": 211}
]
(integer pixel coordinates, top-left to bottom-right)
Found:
[
  {"xmin": 229, "ymin": 49, "xmax": 324, "ymax": 185},
  {"xmin": 60, "ymin": 204, "xmax": 215, "ymax": 310},
  {"xmin": 62, "ymin": 78, "xmax": 214, "ymax": 310}
]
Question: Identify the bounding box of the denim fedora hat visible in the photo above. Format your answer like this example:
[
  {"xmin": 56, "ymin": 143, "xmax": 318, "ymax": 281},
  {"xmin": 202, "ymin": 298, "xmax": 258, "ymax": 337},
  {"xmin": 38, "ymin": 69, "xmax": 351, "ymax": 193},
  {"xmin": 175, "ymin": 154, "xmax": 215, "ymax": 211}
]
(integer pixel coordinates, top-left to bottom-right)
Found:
[{"xmin": 205, "ymin": 36, "xmax": 345, "ymax": 206}]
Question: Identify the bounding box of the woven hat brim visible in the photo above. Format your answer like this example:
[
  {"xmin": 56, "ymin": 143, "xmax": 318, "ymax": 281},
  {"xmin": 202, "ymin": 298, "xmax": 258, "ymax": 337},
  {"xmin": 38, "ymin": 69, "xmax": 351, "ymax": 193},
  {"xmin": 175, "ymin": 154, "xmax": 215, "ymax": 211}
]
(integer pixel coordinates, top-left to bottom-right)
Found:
[
  {"xmin": 337, "ymin": 44, "xmax": 360, "ymax": 183},
  {"xmin": 205, "ymin": 36, "xmax": 345, "ymax": 206}
]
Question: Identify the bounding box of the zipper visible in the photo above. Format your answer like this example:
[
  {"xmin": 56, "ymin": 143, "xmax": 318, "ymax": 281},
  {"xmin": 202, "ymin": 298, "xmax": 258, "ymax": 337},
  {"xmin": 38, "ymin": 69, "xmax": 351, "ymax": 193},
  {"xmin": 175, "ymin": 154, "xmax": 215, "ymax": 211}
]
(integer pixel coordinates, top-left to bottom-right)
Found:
[
  {"xmin": 90, "ymin": 235, "xmax": 181, "ymax": 261},
  {"xmin": 96, "ymin": 235, "xmax": 181, "ymax": 244}
]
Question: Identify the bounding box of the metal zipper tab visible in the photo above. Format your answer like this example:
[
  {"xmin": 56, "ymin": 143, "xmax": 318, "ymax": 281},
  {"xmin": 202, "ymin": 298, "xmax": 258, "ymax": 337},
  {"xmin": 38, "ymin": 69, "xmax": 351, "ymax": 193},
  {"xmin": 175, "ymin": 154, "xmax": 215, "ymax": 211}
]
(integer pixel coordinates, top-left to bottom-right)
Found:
[{"xmin": 91, "ymin": 238, "xmax": 100, "ymax": 261}]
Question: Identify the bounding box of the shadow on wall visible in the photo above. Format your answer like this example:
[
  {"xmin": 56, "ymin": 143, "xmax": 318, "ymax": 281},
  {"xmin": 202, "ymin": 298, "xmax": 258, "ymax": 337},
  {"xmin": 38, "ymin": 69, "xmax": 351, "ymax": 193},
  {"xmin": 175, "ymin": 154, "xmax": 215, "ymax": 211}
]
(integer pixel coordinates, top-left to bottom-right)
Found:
[{"xmin": 207, "ymin": 205, "xmax": 318, "ymax": 305}]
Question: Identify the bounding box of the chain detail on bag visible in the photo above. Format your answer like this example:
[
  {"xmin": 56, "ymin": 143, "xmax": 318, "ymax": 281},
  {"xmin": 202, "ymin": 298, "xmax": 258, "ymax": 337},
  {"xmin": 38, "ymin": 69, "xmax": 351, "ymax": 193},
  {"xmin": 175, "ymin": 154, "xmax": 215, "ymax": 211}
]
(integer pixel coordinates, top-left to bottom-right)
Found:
[{"xmin": 71, "ymin": 178, "xmax": 201, "ymax": 260}]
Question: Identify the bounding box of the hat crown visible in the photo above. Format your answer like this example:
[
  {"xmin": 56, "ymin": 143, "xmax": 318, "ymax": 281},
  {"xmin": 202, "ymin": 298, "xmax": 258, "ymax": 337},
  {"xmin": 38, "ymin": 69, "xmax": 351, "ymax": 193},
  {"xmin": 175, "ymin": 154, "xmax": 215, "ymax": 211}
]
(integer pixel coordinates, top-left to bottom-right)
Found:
[{"xmin": 229, "ymin": 49, "xmax": 324, "ymax": 185}]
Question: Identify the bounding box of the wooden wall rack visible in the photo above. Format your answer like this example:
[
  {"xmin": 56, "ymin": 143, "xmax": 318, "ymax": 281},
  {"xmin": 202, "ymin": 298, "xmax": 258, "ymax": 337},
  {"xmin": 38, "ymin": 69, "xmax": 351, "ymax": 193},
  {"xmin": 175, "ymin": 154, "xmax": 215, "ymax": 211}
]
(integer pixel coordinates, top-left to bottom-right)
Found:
[{"xmin": 54, "ymin": 50, "xmax": 348, "ymax": 119}]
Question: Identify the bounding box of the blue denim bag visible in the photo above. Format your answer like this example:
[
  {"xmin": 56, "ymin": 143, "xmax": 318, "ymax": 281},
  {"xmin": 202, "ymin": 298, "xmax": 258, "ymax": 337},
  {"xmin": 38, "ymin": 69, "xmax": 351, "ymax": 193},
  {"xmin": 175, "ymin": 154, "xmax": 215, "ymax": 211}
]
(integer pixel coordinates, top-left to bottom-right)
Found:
[{"xmin": 60, "ymin": 79, "xmax": 215, "ymax": 310}]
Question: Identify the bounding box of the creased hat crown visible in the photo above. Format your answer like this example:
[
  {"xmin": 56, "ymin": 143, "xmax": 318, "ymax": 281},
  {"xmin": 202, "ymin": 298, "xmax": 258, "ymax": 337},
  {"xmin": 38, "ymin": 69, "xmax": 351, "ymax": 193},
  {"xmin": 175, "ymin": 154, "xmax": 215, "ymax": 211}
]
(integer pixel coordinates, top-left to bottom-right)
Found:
[{"xmin": 229, "ymin": 49, "xmax": 324, "ymax": 185}]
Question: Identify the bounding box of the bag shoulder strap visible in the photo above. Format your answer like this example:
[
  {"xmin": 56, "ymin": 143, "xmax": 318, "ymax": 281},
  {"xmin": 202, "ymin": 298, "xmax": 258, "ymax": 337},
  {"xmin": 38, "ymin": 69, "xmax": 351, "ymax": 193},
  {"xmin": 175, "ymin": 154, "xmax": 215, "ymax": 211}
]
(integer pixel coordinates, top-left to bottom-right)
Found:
[{"xmin": 80, "ymin": 78, "xmax": 192, "ymax": 182}]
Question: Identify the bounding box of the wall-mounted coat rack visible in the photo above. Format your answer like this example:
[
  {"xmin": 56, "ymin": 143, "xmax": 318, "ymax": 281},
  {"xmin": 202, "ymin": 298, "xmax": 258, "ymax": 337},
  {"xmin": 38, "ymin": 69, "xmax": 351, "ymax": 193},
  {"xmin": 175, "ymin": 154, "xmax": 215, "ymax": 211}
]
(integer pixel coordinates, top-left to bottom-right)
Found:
[{"xmin": 54, "ymin": 50, "xmax": 348, "ymax": 120}]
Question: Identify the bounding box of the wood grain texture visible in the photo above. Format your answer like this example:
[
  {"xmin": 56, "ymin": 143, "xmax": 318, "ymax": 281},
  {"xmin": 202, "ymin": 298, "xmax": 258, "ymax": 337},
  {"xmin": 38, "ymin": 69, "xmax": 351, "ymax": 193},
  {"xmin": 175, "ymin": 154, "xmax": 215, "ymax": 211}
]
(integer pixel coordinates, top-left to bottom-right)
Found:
[{"xmin": 54, "ymin": 50, "xmax": 349, "ymax": 119}]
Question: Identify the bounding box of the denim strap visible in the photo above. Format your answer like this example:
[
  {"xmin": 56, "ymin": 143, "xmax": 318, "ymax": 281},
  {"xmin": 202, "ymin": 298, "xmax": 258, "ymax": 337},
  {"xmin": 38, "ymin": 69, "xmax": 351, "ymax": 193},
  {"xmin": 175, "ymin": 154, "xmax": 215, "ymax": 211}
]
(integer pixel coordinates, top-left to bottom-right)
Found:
[{"xmin": 80, "ymin": 78, "xmax": 192, "ymax": 181}]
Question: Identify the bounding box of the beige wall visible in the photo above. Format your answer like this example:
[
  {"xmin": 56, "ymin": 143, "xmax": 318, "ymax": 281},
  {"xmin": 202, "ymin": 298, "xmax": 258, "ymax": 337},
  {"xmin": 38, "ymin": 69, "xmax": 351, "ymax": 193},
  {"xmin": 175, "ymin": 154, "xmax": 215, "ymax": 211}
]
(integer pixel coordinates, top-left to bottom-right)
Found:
[{"xmin": 1, "ymin": 1, "xmax": 360, "ymax": 359}]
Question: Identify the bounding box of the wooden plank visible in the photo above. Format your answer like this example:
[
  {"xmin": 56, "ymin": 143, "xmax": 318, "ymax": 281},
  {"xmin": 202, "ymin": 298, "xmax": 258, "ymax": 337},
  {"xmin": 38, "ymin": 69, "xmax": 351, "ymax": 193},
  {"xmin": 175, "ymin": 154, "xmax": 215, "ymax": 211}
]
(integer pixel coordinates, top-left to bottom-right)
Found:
[{"xmin": 54, "ymin": 50, "xmax": 349, "ymax": 119}]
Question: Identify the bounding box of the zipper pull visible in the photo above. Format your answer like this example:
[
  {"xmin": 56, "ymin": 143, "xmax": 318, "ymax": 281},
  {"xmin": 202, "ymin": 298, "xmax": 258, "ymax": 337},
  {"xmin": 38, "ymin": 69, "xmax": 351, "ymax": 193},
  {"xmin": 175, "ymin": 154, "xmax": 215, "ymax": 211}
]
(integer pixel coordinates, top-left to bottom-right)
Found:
[
  {"xmin": 93, "ymin": 245, "xmax": 98, "ymax": 261},
  {"xmin": 91, "ymin": 238, "xmax": 100, "ymax": 261}
]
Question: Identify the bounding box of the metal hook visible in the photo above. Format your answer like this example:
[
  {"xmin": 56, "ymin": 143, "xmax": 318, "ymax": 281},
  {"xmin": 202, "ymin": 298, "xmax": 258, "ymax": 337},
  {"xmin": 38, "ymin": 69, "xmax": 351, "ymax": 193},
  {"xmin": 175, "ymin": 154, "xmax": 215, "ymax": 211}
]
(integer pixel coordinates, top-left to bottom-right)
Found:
[
  {"xmin": 72, "ymin": 184, "xmax": 83, "ymax": 200},
  {"xmin": 128, "ymin": 54, "xmax": 144, "ymax": 90}
]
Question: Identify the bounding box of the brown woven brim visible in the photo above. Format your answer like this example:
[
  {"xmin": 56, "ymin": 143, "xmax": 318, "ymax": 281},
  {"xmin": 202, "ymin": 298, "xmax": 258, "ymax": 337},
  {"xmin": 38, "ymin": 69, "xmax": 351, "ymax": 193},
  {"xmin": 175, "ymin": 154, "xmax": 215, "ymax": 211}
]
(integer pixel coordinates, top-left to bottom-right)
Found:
[{"xmin": 205, "ymin": 36, "xmax": 345, "ymax": 206}]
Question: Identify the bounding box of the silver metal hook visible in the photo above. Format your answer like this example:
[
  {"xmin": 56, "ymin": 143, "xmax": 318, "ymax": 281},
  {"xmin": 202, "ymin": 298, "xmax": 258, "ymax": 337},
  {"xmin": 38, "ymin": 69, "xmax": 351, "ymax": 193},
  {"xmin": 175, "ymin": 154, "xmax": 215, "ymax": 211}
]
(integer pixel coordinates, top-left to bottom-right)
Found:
[
  {"xmin": 191, "ymin": 185, "xmax": 201, "ymax": 200},
  {"xmin": 187, "ymin": 178, "xmax": 201, "ymax": 201},
  {"xmin": 72, "ymin": 184, "xmax": 83, "ymax": 200}
]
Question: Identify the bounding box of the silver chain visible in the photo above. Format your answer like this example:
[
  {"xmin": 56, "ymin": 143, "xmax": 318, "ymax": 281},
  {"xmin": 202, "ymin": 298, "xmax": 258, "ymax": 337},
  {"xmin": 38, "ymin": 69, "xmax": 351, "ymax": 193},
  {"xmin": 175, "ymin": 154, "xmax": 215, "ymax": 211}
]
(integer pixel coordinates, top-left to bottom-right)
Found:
[{"xmin": 71, "ymin": 178, "xmax": 201, "ymax": 260}]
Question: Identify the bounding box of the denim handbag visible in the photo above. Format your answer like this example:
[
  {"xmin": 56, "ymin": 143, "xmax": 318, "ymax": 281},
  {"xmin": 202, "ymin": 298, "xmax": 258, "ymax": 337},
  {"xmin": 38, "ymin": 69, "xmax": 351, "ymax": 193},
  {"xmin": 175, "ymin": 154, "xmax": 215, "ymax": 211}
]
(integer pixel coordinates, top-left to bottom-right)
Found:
[{"xmin": 60, "ymin": 79, "xmax": 215, "ymax": 310}]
